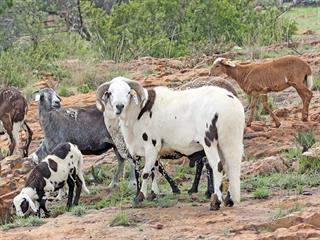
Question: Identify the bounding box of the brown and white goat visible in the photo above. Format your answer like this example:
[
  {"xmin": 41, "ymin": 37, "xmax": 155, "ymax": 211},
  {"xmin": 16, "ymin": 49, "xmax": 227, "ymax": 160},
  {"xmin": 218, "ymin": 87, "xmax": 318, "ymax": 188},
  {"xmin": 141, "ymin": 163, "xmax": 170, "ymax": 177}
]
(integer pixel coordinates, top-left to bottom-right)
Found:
[
  {"xmin": 0, "ymin": 87, "xmax": 32, "ymax": 157},
  {"xmin": 209, "ymin": 56, "xmax": 313, "ymax": 127}
]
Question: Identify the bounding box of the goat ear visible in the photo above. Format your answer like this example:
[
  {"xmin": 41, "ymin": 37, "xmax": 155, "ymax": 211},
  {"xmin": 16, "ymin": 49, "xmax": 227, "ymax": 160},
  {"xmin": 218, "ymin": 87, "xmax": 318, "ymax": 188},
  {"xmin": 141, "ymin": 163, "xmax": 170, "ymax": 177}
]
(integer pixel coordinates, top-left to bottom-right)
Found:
[
  {"xmin": 222, "ymin": 59, "xmax": 236, "ymax": 67},
  {"xmin": 130, "ymin": 89, "xmax": 139, "ymax": 105}
]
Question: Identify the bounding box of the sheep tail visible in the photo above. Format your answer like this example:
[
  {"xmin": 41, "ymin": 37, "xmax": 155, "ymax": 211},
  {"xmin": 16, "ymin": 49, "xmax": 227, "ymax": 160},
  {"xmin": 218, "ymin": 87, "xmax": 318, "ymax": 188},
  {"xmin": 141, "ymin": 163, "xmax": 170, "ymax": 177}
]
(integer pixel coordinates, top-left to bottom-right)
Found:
[
  {"xmin": 77, "ymin": 151, "xmax": 90, "ymax": 194},
  {"xmin": 306, "ymin": 74, "xmax": 313, "ymax": 90}
]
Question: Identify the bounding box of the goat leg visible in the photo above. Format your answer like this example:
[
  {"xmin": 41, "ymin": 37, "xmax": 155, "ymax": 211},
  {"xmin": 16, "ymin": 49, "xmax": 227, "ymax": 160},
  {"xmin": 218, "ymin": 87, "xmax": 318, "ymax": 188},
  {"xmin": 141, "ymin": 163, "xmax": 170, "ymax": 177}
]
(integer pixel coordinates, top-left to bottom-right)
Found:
[
  {"xmin": 73, "ymin": 175, "xmax": 82, "ymax": 206},
  {"xmin": 39, "ymin": 199, "xmax": 50, "ymax": 217}
]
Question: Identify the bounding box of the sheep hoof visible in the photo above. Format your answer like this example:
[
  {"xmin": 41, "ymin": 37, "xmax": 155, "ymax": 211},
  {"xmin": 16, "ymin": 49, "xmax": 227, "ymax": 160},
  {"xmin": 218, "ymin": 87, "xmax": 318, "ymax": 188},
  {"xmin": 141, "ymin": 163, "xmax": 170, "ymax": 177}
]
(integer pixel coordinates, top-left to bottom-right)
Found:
[
  {"xmin": 205, "ymin": 190, "xmax": 213, "ymax": 199},
  {"xmin": 172, "ymin": 187, "xmax": 181, "ymax": 194},
  {"xmin": 210, "ymin": 194, "xmax": 221, "ymax": 211},
  {"xmin": 188, "ymin": 188, "xmax": 198, "ymax": 195},
  {"xmin": 128, "ymin": 180, "xmax": 137, "ymax": 189},
  {"xmin": 223, "ymin": 191, "xmax": 234, "ymax": 207},
  {"xmin": 133, "ymin": 192, "xmax": 145, "ymax": 205},
  {"xmin": 147, "ymin": 191, "xmax": 157, "ymax": 201}
]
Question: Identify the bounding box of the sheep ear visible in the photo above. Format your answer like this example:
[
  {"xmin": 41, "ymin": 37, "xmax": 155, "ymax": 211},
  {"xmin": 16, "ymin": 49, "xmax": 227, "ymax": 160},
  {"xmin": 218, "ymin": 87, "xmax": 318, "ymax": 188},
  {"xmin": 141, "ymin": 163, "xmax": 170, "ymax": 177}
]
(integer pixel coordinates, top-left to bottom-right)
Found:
[
  {"xmin": 96, "ymin": 82, "xmax": 111, "ymax": 112},
  {"xmin": 24, "ymin": 195, "xmax": 37, "ymax": 212},
  {"xmin": 222, "ymin": 59, "xmax": 236, "ymax": 67},
  {"xmin": 125, "ymin": 80, "xmax": 146, "ymax": 105},
  {"xmin": 130, "ymin": 89, "xmax": 139, "ymax": 105},
  {"xmin": 96, "ymin": 99, "xmax": 105, "ymax": 112}
]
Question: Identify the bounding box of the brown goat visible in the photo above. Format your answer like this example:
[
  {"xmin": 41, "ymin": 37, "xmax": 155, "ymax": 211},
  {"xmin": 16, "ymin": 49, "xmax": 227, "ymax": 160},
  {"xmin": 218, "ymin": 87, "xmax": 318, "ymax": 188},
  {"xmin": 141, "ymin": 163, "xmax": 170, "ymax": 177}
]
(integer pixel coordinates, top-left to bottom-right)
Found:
[
  {"xmin": 209, "ymin": 56, "xmax": 313, "ymax": 127},
  {"xmin": 0, "ymin": 87, "xmax": 32, "ymax": 157}
]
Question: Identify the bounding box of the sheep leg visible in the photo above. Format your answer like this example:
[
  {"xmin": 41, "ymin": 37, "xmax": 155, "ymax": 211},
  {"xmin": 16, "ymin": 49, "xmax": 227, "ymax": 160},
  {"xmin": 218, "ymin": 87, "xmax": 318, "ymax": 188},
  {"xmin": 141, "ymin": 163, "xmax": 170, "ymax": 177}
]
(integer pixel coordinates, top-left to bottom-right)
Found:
[
  {"xmin": 66, "ymin": 176, "xmax": 75, "ymax": 209},
  {"xmin": 247, "ymin": 95, "xmax": 258, "ymax": 126},
  {"xmin": 131, "ymin": 157, "xmax": 141, "ymax": 198},
  {"xmin": 6, "ymin": 126, "xmax": 15, "ymax": 156},
  {"xmin": 148, "ymin": 168, "xmax": 159, "ymax": 201},
  {"xmin": 39, "ymin": 199, "xmax": 50, "ymax": 217},
  {"xmin": 158, "ymin": 161, "xmax": 180, "ymax": 194},
  {"xmin": 12, "ymin": 122, "xmax": 21, "ymax": 155},
  {"xmin": 188, "ymin": 159, "xmax": 204, "ymax": 194},
  {"xmin": 261, "ymin": 95, "xmax": 281, "ymax": 127},
  {"xmin": 134, "ymin": 149, "xmax": 157, "ymax": 204},
  {"xmin": 21, "ymin": 121, "xmax": 33, "ymax": 157},
  {"xmin": 109, "ymin": 147, "xmax": 125, "ymax": 188},
  {"xmin": 205, "ymin": 161, "xmax": 214, "ymax": 198},
  {"xmin": 295, "ymin": 85, "xmax": 313, "ymax": 122},
  {"xmin": 73, "ymin": 175, "xmax": 82, "ymax": 206},
  {"xmin": 128, "ymin": 158, "xmax": 138, "ymax": 188},
  {"xmin": 204, "ymin": 145, "xmax": 223, "ymax": 211}
]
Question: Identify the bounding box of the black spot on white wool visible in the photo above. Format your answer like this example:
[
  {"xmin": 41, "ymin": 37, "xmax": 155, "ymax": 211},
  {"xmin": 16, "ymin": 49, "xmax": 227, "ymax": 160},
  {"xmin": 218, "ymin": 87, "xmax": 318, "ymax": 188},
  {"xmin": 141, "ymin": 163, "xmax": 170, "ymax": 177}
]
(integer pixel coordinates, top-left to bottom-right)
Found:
[
  {"xmin": 48, "ymin": 158, "xmax": 58, "ymax": 172},
  {"xmin": 51, "ymin": 142, "xmax": 71, "ymax": 159},
  {"xmin": 142, "ymin": 133, "xmax": 148, "ymax": 141}
]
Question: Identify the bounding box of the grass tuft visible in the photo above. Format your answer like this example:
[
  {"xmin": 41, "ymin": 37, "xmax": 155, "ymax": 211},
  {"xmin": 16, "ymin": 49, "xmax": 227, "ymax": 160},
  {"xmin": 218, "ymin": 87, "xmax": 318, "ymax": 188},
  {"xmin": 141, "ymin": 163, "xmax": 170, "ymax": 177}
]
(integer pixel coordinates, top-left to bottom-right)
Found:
[
  {"xmin": 1, "ymin": 216, "xmax": 45, "ymax": 231},
  {"xmin": 108, "ymin": 211, "xmax": 136, "ymax": 227},
  {"xmin": 253, "ymin": 187, "xmax": 269, "ymax": 199}
]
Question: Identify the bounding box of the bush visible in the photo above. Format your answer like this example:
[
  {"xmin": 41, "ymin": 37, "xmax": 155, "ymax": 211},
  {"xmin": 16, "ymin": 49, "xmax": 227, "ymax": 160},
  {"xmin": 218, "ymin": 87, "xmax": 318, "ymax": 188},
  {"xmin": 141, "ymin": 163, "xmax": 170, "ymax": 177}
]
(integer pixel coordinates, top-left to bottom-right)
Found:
[
  {"xmin": 1, "ymin": 216, "xmax": 45, "ymax": 231},
  {"xmin": 83, "ymin": 0, "xmax": 297, "ymax": 61}
]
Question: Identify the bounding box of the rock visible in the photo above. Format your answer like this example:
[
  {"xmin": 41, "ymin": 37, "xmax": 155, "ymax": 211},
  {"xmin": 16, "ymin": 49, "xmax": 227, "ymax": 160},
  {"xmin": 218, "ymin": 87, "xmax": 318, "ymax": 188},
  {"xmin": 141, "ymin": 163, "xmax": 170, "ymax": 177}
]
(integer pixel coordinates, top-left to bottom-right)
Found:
[
  {"xmin": 274, "ymin": 108, "xmax": 290, "ymax": 118},
  {"xmin": 151, "ymin": 223, "xmax": 164, "ymax": 230},
  {"xmin": 242, "ymin": 156, "xmax": 289, "ymax": 178}
]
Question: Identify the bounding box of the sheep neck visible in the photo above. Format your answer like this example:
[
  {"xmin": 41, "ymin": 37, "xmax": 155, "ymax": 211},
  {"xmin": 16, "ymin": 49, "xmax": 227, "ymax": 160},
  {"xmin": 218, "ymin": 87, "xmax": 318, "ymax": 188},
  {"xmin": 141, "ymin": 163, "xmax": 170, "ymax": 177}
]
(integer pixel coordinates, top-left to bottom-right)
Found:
[{"xmin": 226, "ymin": 65, "xmax": 252, "ymax": 94}]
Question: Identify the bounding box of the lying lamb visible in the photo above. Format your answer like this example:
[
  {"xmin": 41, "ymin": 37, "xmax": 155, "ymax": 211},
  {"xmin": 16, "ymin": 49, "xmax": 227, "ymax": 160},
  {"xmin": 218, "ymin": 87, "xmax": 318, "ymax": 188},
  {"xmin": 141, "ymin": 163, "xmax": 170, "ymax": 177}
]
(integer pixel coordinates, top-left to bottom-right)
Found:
[{"xmin": 13, "ymin": 142, "xmax": 89, "ymax": 217}]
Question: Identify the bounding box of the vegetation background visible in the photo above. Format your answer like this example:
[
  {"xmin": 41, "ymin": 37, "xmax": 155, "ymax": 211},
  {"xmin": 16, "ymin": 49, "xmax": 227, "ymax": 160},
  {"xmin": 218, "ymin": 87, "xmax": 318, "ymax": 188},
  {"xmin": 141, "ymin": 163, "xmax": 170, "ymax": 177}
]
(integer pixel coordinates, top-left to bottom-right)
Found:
[{"xmin": 0, "ymin": 0, "xmax": 299, "ymax": 93}]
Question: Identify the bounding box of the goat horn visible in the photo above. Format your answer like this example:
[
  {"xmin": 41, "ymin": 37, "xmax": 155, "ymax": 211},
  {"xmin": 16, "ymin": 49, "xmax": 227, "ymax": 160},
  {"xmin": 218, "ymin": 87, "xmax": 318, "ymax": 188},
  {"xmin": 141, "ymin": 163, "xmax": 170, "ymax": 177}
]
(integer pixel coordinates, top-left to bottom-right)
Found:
[
  {"xmin": 96, "ymin": 82, "xmax": 111, "ymax": 112},
  {"xmin": 124, "ymin": 79, "xmax": 146, "ymax": 105}
]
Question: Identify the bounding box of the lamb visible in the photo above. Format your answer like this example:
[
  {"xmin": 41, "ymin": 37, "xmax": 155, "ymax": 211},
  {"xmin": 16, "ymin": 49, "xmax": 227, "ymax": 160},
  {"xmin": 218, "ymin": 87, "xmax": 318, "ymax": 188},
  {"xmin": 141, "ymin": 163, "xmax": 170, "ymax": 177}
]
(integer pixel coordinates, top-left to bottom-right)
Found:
[
  {"xmin": 0, "ymin": 87, "xmax": 33, "ymax": 157},
  {"xmin": 13, "ymin": 142, "xmax": 89, "ymax": 217},
  {"xmin": 96, "ymin": 77, "xmax": 245, "ymax": 210},
  {"xmin": 209, "ymin": 56, "xmax": 313, "ymax": 127},
  {"xmin": 31, "ymin": 88, "xmax": 179, "ymax": 194}
]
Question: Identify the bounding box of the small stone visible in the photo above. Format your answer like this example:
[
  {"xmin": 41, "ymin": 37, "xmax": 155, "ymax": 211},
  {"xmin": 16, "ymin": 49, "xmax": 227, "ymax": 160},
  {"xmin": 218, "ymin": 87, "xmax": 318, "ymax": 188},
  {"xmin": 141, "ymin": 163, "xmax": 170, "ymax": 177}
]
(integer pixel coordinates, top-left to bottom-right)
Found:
[{"xmin": 151, "ymin": 223, "xmax": 164, "ymax": 230}]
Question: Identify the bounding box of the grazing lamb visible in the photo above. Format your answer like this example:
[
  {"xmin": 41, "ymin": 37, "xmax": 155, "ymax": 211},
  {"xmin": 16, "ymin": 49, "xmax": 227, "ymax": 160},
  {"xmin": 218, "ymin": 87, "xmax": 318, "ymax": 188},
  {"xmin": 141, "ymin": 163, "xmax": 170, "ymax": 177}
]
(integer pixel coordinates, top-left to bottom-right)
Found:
[
  {"xmin": 13, "ymin": 142, "xmax": 89, "ymax": 217},
  {"xmin": 0, "ymin": 87, "xmax": 33, "ymax": 157},
  {"xmin": 209, "ymin": 56, "xmax": 313, "ymax": 127},
  {"xmin": 31, "ymin": 88, "xmax": 179, "ymax": 194},
  {"xmin": 96, "ymin": 77, "xmax": 245, "ymax": 210}
]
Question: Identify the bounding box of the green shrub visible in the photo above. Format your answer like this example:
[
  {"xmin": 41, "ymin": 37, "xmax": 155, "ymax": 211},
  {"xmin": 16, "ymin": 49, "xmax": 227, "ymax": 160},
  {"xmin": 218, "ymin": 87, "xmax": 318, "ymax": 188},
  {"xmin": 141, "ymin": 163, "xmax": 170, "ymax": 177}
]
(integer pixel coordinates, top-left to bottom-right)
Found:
[
  {"xmin": 58, "ymin": 86, "xmax": 72, "ymax": 97},
  {"xmin": 77, "ymin": 84, "xmax": 92, "ymax": 94},
  {"xmin": 299, "ymin": 155, "xmax": 320, "ymax": 173}
]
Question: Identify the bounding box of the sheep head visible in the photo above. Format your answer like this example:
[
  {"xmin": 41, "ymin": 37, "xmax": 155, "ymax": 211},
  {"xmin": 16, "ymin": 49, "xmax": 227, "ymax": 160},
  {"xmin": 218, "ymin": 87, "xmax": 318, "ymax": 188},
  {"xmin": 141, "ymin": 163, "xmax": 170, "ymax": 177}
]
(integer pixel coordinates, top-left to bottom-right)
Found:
[
  {"xmin": 96, "ymin": 77, "xmax": 146, "ymax": 118},
  {"xmin": 13, "ymin": 193, "xmax": 38, "ymax": 217},
  {"xmin": 33, "ymin": 88, "xmax": 61, "ymax": 110},
  {"xmin": 209, "ymin": 57, "xmax": 236, "ymax": 76}
]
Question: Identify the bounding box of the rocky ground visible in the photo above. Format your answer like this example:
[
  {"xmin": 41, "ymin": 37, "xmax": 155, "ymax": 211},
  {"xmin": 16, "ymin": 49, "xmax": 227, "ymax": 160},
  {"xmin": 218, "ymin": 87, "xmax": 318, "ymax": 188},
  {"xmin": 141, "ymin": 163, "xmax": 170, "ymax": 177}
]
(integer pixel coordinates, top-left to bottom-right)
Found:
[{"xmin": 1, "ymin": 51, "xmax": 320, "ymax": 239}]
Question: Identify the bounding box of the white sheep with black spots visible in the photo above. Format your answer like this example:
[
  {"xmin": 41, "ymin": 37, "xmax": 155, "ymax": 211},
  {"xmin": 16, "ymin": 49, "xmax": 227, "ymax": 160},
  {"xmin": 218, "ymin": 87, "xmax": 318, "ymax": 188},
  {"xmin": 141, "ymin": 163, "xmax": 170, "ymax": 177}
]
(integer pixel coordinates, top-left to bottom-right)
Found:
[
  {"xmin": 96, "ymin": 77, "xmax": 245, "ymax": 210},
  {"xmin": 13, "ymin": 142, "xmax": 89, "ymax": 217}
]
